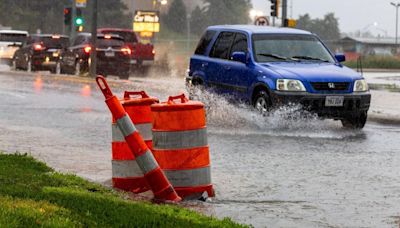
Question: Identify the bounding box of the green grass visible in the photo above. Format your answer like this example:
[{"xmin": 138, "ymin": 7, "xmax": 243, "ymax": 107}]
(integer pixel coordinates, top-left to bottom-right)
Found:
[
  {"xmin": 344, "ymin": 56, "xmax": 400, "ymax": 69},
  {"xmin": 0, "ymin": 153, "xmax": 245, "ymax": 227}
]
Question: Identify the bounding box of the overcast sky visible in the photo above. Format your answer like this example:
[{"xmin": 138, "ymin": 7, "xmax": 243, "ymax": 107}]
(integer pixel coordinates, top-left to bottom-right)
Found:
[{"xmin": 251, "ymin": 0, "xmax": 397, "ymax": 37}]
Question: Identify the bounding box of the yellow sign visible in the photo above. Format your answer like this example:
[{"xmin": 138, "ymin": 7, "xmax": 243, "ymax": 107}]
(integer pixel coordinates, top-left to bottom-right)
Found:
[
  {"xmin": 140, "ymin": 31, "xmax": 154, "ymax": 38},
  {"xmin": 76, "ymin": 0, "xmax": 87, "ymax": 8},
  {"xmin": 134, "ymin": 22, "xmax": 160, "ymax": 32},
  {"xmin": 133, "ymin": 11, "xmax": 160, "ymax": 33}
]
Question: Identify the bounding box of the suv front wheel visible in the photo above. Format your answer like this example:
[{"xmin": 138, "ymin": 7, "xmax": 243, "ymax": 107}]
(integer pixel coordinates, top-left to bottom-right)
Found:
[
  {"xmin": 253, "ymin": 90, "xmax": 271, "ymax": 114},
  {"xmin": 341, "ymin": 111, "xmax": 367, "ymax": 129}
]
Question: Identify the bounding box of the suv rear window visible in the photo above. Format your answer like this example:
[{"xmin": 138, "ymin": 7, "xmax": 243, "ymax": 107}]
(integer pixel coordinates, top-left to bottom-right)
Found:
[
  {"xmin": 0, "ymin": 33, "xmax": 27, "ymax": 43},
  {"xmin": 194, "ymin": 30, "xmax": 216, "ymax": 55},
  {"xmin": 100, "ymin": 31, "xmax": 138, "ymax": 43},
  {"xmin": 97, "ymin": 38, "xmax": 124, "ymax": 48},
  {"xmin": 32, "ymin": 36, "xmax": 69, "ymax": 48}
]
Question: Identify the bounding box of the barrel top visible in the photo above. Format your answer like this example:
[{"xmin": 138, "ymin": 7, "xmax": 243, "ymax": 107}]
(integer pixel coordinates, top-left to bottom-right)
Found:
[{"xmin": 151, "ymin": 100, "xmax": 204, "ymax": 112}]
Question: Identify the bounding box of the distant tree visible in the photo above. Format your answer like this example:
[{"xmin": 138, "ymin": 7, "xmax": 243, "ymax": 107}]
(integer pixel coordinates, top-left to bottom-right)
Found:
[
  {"xmin": 189, "ymin": 0, "xmax": 252, "ymax": 35},
  {"xmin": 164, "ymin": 0, "xmax": 187, "ymax": 34},
  {"xmin": 296, "ymin": 13, "xmax": 341, "ymax": 41},
  {"xmin": 189, "ymin": 6, "xmax": 208, "ymax": 35}
]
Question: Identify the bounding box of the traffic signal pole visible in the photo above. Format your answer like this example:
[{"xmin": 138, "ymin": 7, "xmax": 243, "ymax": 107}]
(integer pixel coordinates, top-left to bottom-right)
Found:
[
  {"xmin": 282, "ymin": 0, "xmax": 287, "ymax": 27},
  {"xmin": 89, "ymin": 0, "xmax": 97, "ymax": 77},
  {"xmin": 71, "ymin": 0, "xmax": 76, "ymax": 40}
]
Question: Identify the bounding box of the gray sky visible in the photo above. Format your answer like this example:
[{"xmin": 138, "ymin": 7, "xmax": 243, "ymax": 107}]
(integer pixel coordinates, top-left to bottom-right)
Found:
[{"xmin": 251, "ymin": 0, "xmax": 397, "ymax": 37}]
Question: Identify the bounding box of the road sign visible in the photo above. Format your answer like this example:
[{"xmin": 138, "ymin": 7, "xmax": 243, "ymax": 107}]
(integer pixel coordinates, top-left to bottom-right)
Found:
[
  {"xmin": 133, "ymin": 11, "xmax": 160, "ymax": 33},
  {"xmin": 255, "ymin": 16, "xmax": 269, "ymax": 26},
  {"xmin": 76, "ymin": 0, "xmax": 87, "ymax": 8}
]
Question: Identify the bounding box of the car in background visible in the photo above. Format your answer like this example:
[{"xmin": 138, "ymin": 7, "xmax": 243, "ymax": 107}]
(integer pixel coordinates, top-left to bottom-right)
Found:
[
  {"xmin": 187, "ymin": 25, "xmax": 371, "ymax": 128},
  {"xmin": 59, "ymin": 33, "xmax": 131, "ymax": 79},
  {"xmin": 97, "ymin": 28, "xmax": 155, "ymax": 70},
  {"xmin": 13, "ymin": 34, "xmax": 69, "ymax": 73},
  {"xmin": 0, "ymin": 30, "xmax": 28, "ymax": 65}
]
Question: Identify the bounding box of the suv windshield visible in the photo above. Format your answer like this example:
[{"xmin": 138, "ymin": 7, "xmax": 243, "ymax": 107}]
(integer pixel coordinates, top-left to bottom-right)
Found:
[
  {"xmin": 0, "ymin": 33, "xmax": 27, "ymax": 43},
  {"xmin": 252, "ymin": 34, "xmax": 335, "ymax": 63}
]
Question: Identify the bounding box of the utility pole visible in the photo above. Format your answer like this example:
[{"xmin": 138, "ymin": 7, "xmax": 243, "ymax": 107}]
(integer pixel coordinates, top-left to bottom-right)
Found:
[
  {"xmin": 391, "ymin": 2, "xmax": 400, "ymax": 45},
  {"xmin": 89, "ymin": 0, "xmax": 97, "ymax": 77},
  {"xmin": 71, "ymin": 0, "xmax": 76, "ymax": 40},
  {"xmin": 282, "ymin": 0, "xmax": 287, "ymax": 27},
  {"xmin": 187, "ymin": 14, "xmax": 191, "ymax": 53}
]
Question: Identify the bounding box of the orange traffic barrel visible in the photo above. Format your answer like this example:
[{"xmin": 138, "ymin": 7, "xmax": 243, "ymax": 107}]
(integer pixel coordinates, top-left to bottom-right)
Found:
[
  {"xmin": 111, "ymin": 91, "xmax": 158, "ymax": 193},
  {"xmin": 151, "ymin": 94, "xmax": 214, "ymax": 199}
]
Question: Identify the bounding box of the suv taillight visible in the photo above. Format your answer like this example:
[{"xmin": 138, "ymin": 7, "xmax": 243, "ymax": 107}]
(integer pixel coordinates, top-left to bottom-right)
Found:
[
  {"xmin": 121, "ymin": 47, "xmax": 132, "ymax": 55},
  {"xmin": 84, "ymin": 46, "xmax": 91, "ymax": 54},
  {"xmin": 34, "ymin": 44, "xmax": 45, "ymax": 51}
]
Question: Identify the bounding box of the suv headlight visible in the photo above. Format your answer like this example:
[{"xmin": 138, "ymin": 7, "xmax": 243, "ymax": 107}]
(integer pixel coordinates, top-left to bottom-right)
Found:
[
  {"xmin": 353, "ymin": 79, "xmax": 368, "ymax": 92},
  {"xmin": 277, "ymin": 79, "xmax": 306, "ymax": 92}
]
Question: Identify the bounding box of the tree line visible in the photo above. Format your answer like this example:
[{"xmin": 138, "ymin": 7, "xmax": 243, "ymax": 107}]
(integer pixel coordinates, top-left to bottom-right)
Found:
[{"xmin": 0, "ymin": 0, "xmax": 130, "ymax": 34}]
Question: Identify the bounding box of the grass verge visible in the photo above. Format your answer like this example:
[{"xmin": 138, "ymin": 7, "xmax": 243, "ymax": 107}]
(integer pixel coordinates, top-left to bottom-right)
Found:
[
  {"xmin": 344, "ymin": 56, "xmax": 400, "ymax": 69},
  {"xmin": 0, "ymin": 153, "xmax": 244, "ymax": 227}
]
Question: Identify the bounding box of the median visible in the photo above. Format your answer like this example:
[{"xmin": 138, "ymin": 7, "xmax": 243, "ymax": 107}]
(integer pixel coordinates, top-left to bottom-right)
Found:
[{"xmin": 0, "ymin": 153, "xmax": 244, "ymax": 227}]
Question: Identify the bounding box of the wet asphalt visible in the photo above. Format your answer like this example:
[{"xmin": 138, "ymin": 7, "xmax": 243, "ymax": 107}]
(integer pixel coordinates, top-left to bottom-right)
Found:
[{"xmin": 0, "ymin": 69, "xmax": 399, "ymax": 228}]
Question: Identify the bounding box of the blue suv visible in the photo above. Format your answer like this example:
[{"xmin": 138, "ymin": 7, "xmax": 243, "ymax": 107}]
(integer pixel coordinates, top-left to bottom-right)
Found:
[{"xmin": 187, "ymin": 25, "xmax": 371, "ymax": 128}]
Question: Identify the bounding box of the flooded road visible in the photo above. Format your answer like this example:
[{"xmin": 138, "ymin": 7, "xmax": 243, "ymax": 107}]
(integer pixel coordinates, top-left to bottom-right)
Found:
[{"xmin": 0, "ymin": 70, "xmax": 399, "ymax": 227}]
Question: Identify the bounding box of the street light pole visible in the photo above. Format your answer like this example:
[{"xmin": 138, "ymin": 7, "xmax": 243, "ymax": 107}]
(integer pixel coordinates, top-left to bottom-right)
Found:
[
  {"xmin": 391, "ymin": 2, "xmax": 400, "ymax": 44},
  {"xmin": 89, "ymin": 0, "xmax": 97, "ymax": 77}
]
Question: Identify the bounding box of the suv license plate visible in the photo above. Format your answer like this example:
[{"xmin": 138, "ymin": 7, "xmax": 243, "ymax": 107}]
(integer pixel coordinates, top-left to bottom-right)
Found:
[
  {"xmin": 105, "ymin": 51, "xmax": 115, "ymax": 57},
  {"xmin": 325, "ymin": 96, "xmax": 344, "ymax": 107}
]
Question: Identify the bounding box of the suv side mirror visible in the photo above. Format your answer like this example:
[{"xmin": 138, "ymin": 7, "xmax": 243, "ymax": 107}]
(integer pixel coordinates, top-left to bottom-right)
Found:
[
  {"xmin": 231, "ymin": 51, "xmax": 247, "ymax": 64},
  {"xmin": 335, "ymin": 54, "xmax": 346, "ymax": 63}
]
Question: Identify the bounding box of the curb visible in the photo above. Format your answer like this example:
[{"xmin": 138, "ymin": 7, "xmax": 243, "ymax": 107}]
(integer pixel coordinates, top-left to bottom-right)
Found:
[{"xmin": 368, "ymin": 113, "xmax": 400, "ymax": 125}]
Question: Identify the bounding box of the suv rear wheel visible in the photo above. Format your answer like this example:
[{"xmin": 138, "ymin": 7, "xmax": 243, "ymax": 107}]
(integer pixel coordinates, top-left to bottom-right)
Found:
[
  {"xmin": 27, "ymin": 59, "xmax": 32, "ymax": 72},
  {"xmin": 253, "ymin": 90, "xmax": 271, "ymax": 114},
  {"xmin": 74, "ymin": 62, "xmax": 81, "ymax": 76},
  {"xmin": 341, "ymin": 111, "xmax": 367, "ymax": 129}
]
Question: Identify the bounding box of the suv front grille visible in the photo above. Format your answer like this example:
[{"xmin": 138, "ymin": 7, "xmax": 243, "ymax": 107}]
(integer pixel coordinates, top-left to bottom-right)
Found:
[{"xmin": 311, "ymin": 82, "xmax": 349, "ymax": 91}]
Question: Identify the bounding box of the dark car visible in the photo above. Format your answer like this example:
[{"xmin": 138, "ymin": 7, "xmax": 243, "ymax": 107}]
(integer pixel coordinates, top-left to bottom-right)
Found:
[
  {"xmin": 187, "ymin": 25, "xmax": 371, "ymax": 128},
  {"xmin": 13, "ymin": 34, "xmax": 69, "ymax": 73},
  {"xmin": 59, "ymin": 33, "xmax": 131, "ymax": 79},
  {"xmin": 97, "ymin": 28, "xmax": 155, "ymax": 68}
]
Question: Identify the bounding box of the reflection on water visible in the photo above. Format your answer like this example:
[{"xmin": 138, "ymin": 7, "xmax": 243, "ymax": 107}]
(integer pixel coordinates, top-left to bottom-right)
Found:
[
  {"xmin": 81, "ymin": 84, "xmax": 91, "ymax": 97},
  {"xmin": 34, "ymin": 75, "xmax": 43, "ymax": 93}
]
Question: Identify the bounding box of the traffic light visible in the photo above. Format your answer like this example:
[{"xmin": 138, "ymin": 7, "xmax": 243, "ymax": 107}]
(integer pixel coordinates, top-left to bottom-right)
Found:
[
  {"xmin": 74, "ymin": 8, "xmax": 84, "ymax": 26},
  {"xmin": 270, "ymin": 0, "xmax": 279, "ymax": 17},
  {"xmin": 64, "ymin": 7, "xmax": 71, "ymax": 26}
]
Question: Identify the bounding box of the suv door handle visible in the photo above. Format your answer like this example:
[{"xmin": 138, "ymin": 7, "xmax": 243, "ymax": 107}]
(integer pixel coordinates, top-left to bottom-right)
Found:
[
  {"xmin": 224, "ymin": 66, "xmax": 231, "ymax": 70},
  {"xmin": 201, "ymin": 62, "xmax": 208, "ymax": 67}
]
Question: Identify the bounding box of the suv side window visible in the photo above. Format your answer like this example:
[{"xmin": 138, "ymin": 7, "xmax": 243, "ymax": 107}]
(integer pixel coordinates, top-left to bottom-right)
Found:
[
  {"xmin": 210, "ymin": 32, "xmax": 235, "ymax": 59},
  {"xmin": 230, "ymin": 33, "xmax": 248, "ymax": 55},
  {"xmin": 194, "ymin": 30, "xmax": 216, "ymax": 55}
]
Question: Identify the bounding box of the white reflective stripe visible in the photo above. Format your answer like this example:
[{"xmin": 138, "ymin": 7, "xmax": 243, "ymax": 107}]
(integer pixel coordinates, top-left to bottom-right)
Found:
[
  {"xmin": 135, "ymin": 150, "xmax": 159, "ymax": 174},
  {"xmin": 135, "ymin": 123, "xmax": 153, "ymax": 141},
  {"xmin": 112, "ymin": 160, "xmax": 144, "ymax": 178},
  {"xmin": 164, "ymin": 166, "xmax": 211, "ymax": 187},
  {"xmin": 112, "ymin": 123, "xmax": 124, "ymax": 142},
  {"xmin": 112, "ymin": 123, "xmax": 152, "ymax": 142},
  {"xmin": 116, "ymin": 114, "xmax": 137, "ymax": 137},
  {"xmin": 153, "ymin": 128, "xmax": 207, "ymax": 150}
]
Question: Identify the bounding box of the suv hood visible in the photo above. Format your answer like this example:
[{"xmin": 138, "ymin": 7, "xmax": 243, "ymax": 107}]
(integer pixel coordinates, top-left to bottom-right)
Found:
[{"xmin": 262, "ymin": 62, "xmax": 363, "ymax": 82}]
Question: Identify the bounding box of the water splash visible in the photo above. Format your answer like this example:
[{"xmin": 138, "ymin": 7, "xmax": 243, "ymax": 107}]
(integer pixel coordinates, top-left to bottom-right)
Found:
[{"xmin": 190, "ymin": 88, "xmax": 361, "ymax": 139}]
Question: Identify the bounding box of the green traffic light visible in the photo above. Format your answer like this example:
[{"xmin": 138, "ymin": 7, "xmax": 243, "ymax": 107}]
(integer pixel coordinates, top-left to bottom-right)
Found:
[{"xmin": 75, "ymin": 17, "xmax": 84, "ymax": 25}]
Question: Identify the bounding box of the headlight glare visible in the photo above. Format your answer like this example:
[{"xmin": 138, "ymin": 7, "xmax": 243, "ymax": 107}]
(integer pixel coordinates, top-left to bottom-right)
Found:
[
  {"xmin": 277, "ymin": 79, "xmax": 306, "ymax": 91},
  {"xmin": 353, "ymin": 79, "xmax": 368, "ymax": 92}
]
